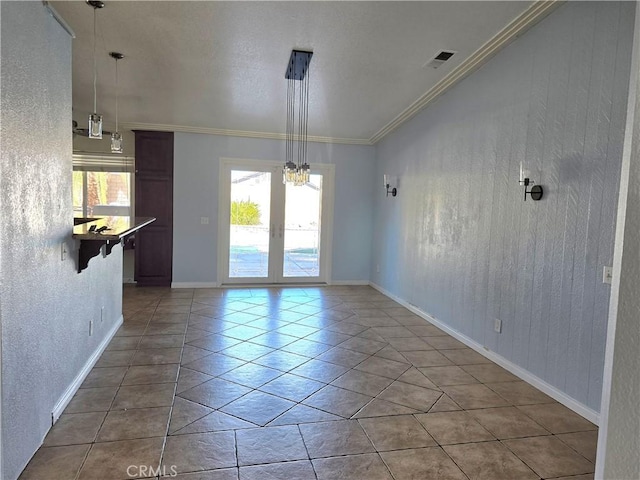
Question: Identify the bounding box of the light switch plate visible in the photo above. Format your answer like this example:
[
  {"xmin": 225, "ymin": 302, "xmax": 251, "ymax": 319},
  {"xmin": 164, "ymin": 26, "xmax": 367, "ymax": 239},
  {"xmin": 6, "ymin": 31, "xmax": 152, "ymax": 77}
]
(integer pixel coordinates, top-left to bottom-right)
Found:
[
  {"xmin": 603, "ymin": 266, "xmax": 613, "ymax": 284},
  {"xmin": 494, "ymin": 318, "xmax": 502, "ymax": 333},
  {"xmin": 201, "ymin": 217, "xmax": 209, "ymax": 225}
]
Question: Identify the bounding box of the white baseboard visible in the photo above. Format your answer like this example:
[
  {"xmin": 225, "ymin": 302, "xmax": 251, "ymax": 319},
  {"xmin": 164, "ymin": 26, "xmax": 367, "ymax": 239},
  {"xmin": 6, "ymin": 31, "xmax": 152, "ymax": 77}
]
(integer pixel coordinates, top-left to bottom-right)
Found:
[
  {"xmin": 51, "ymin": 315, "xmax": 123, "ymax": 424},
  {"xmin": 172, "ymin": 281, "xmax": 370, "ymax": 288},
  {"xmin": 171, "ymin": 282, "xmax": 220, "ymax": 288},
  {"xmin": 174, "ymin": 281, "xmax": 373, "ymax": 288},
  {"xmin": 369, "ymin": 282, "xmax": 600, "ymax": 425}
]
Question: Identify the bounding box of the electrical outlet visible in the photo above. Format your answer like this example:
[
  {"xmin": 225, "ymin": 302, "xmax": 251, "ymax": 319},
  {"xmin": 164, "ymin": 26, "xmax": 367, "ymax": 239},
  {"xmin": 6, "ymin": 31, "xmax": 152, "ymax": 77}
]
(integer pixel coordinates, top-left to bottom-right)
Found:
[
  {"xmin": 61, "ymin": 242, "xmax": 67, "ymax": 261},
  {"xmin": 89, "ymin": 320, "xmax": 94, "ymax": 336},
  {"xmin": 603, "ymin": 266, "xmax": 613, "ymax": 285},
  {"xmin": 201, "ymin": 217, "xmax": 209, "ymax": 225},
  {"xmin": 100, "ymin": 306, "xmax": 104, "ymax": 322},
  {"xmin": 494, "ymin": 318, "xmax": 502, "ymax": 333},
  {"xmin": 376, "ymin": 264, "xmax": 380, "ymax": 273}
]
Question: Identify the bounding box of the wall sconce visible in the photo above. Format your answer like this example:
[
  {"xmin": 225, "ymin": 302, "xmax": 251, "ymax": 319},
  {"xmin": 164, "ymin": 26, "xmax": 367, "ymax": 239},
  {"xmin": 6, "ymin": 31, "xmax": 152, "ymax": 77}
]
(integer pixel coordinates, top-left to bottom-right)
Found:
[
  {"xmin": 384, "ymin": 174, "xmax": 397, "ymax": 197},
  {"xmin": 519, "ymin": 162, "xmax": 543, "ymax": 201}
]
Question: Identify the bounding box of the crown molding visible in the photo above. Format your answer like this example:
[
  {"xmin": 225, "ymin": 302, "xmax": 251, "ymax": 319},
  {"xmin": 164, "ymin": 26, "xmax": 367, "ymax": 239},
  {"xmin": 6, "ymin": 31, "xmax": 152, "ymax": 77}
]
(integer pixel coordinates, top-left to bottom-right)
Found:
[
  {"xmin": 369, "ymin": 0, "xmax": 564, "ymax": 144},
  {"xmin": 120, "ymin": 122, "xmax": 373, "ymax": 146},
  {"xmin": 119, "ymin": 1, "xmax": 561, "ymax": 149}
]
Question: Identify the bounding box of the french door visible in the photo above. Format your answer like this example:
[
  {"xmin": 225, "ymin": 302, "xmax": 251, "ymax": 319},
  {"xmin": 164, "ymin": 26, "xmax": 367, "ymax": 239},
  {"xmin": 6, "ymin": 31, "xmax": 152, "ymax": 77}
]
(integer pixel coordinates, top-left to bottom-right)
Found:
[{"xmin": 218, "ymin": 158, "xmax": 334, "ymax": 284}]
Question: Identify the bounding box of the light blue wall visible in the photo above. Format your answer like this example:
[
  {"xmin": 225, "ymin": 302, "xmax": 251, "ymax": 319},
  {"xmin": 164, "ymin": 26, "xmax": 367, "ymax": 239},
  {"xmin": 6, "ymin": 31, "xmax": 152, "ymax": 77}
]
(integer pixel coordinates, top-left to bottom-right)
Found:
[
  {"xmin": 1, "ymin": 3, "xmax": 124, "ymax": 478},
  {"xmin": 371, "ymin": 1, "xmax": 635, "ymax": 412},
  {"xmin": 173, "ymin": 133, "xmax": 375, "ymax": 283}
]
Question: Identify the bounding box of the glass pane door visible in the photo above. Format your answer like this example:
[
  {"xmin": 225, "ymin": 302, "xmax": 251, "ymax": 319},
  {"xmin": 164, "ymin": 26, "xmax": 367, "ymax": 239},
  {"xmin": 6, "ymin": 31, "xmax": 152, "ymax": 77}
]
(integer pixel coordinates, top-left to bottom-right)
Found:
[
  {"xmin": 283, "ymin": 174, "xmax": 322, "ymax": 278},
  {"xmin": 220, "ymin": 159, "xmax": 333, "ymax": 285},
  {"xmin": 228, "ymin": 169, "xmax": 272, "ymax": 279}
]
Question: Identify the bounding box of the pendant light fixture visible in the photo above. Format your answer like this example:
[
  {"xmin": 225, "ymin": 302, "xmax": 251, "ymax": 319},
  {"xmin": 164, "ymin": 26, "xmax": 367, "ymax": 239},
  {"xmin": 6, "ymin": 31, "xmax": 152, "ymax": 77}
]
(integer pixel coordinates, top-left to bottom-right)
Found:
[
  {"xmin": 87, "ymin": 0, "xmax": 104, "ymax": 139},
  {"xmin": 109, "ymin": 51, "xmax": 124, "ymax": 153},
  {"xmin": 283, "ymin": 50, "xmax": 313, "ymax": 186}
]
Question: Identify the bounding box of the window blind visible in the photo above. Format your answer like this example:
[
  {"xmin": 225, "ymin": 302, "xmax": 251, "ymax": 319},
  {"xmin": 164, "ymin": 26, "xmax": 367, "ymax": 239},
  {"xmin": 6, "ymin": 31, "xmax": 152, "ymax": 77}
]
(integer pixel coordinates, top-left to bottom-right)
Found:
[{"xmin": 72, "ymin": 153, "xmax": 134, "ymax": 172}]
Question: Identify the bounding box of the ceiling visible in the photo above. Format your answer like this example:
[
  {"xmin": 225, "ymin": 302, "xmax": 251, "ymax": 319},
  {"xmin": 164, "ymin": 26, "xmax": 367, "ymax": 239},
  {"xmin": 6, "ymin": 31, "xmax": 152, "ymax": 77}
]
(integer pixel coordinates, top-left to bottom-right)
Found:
[{"xmin": 52, "ymin": 1, "xmax": 536, "ymax": 143}]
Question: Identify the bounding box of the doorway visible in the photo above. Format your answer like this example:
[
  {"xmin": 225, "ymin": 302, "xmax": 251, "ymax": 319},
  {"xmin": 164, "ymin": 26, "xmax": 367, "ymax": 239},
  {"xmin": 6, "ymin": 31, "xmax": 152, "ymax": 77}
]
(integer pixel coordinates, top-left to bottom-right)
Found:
[{"xmin": 218, "ymin": 158, "xmax": 334, "ymax": 284}]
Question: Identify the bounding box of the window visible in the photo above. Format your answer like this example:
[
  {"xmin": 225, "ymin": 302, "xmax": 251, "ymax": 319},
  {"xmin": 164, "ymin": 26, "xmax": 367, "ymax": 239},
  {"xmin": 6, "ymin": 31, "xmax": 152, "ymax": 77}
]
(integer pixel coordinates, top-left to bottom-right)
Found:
[{"xmin": 72, "ymin": 154, "xmax": 134, "ymax": 230}]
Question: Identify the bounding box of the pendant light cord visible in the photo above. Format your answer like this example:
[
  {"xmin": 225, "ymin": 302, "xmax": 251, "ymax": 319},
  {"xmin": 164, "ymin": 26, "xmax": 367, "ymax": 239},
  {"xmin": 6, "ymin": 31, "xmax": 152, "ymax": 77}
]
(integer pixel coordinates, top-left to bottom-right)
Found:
[
  {"xmin": 286, "ymin": 67, "xmax": 293, "ymax": 167},
  {"xmin": 93, "ymin": 7, "xmax": 97, "ymax": 114},
  {"xmin": 296, "ymin": 53, "xmax": 304, "ymax": 170},
  {"xmin": 115, "ymin": 58, "xmax": 118, "ymax": 132},
  {"xmin": 303, "ymin": 58, "xmax": 310, "ymax": 167}
]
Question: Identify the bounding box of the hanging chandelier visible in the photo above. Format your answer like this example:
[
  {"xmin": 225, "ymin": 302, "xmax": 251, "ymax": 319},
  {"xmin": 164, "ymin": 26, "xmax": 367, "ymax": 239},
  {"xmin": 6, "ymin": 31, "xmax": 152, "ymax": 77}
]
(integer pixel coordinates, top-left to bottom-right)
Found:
[
  {"xmin": 283, "ymin": 50, "xmax": 313, "ymax": 186},
  {"xmin": 87, "ymin": 0, "xmax": 105, "ymax": 139},
  {"xmin": 109, "ymin": 51, "xmax": 124, "ymax": 153}
]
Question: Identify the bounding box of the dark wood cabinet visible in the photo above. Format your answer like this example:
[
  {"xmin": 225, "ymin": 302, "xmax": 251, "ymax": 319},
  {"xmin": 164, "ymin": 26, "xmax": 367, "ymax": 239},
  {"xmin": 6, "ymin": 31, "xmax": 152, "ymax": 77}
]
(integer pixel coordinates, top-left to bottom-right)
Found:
[{"xmin": 134, "ymin": 131, "xmax": 174, "ymax": 286}]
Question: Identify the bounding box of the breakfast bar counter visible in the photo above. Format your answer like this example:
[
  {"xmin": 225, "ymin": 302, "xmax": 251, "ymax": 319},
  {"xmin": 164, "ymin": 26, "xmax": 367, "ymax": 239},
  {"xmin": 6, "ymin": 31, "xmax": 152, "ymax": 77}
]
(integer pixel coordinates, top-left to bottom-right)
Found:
[{"xmin": 73, "ymin": 216, "xmax": 155, "ymax": 272}]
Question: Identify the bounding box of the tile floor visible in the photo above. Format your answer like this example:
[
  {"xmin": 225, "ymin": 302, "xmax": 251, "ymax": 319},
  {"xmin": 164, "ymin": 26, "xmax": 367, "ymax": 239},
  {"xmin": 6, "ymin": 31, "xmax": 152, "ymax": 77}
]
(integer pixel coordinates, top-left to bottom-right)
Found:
[{"xmin": 19, "ymin": 286, "xmax": 598, "ymax": 480}]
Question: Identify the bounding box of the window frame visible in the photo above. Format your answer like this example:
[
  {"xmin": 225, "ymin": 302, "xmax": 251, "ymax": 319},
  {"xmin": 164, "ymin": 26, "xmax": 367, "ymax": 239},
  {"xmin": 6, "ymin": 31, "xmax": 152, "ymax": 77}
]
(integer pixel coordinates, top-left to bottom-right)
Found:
[{"xmin": 72, "ymin": 154, "xmax": 135, "ymax": 218}]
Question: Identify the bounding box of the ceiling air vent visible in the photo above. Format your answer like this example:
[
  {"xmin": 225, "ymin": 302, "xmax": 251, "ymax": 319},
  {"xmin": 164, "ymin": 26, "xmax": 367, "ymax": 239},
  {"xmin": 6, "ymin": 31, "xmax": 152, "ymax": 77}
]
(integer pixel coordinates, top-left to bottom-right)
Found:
[{"xmin": 425, "ymin": 50, "xmax": 456, "ymax": 69}]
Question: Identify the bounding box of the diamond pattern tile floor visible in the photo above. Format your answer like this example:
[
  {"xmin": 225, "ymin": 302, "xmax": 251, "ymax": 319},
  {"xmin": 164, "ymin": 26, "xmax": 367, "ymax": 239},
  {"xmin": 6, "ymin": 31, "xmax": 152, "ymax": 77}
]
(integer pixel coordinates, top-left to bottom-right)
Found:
[{"xmin": 18, "ymin": 285, "xmax": 598, "ymax": 479}]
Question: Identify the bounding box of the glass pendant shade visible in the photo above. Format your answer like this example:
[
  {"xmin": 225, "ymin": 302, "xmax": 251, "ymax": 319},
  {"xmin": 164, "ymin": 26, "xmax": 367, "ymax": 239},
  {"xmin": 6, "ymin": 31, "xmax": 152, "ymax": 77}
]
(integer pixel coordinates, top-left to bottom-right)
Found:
[
  {"xmin": 295, "ymin": 164, "xmax": 310, "ymax": 186},
  {"xmin": 283, "ymin": 163, "xmax": 310, "ymax": 186},
  {"xmin": 88, "ymin": 113, "xmax": 103, "ymax": 139},
  {"xmin": 110, "ymin": 132, "xmax": 123, "ymax": 153},
  {"xmin": 283, "ymin": 161, "xmax": 297, "ymax": 184}
]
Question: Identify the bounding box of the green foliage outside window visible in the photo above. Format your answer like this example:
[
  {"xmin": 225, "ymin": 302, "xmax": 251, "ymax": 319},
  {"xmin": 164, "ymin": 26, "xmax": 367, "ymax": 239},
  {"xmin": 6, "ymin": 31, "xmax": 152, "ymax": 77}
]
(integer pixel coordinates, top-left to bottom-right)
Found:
[{"xmin": 230, "ymin": 200, "xmax": 261, "ymax": 225}]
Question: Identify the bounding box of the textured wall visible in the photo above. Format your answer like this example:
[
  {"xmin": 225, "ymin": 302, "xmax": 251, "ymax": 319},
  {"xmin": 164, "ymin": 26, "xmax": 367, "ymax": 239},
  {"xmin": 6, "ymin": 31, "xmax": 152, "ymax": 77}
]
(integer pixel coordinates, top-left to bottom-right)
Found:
[
  {"xmin": 1, "ymin": 3, "xmax": 123, "ymax": 479},
  {"xmin": 597, "ymin": 5, "xmax": 640, "ymax": 477},
  {"xmin": 371, "ymin": 1, "xmax": 635, "ymax": 412},
  {"xmin": 173, "ymin": 133, "xmax": 375, "ymax": 283}
]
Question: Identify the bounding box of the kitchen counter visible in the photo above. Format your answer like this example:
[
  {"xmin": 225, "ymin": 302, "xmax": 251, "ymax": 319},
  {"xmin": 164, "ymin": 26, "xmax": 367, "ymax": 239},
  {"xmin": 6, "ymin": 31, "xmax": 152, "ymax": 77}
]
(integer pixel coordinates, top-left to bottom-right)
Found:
[
  {"xmin": 73, "ymin": 216, "xmax": 155, "ymax": 240},
  {"xmin": 73, "ymin": 216, "xmax": 156, "ymax": 272}
]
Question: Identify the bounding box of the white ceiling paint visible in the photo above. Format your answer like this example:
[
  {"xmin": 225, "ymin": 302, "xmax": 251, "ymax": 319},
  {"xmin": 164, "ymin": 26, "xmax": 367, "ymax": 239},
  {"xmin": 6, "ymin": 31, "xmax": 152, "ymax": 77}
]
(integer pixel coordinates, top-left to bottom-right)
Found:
[{"xmin": 52, "ymin": 1, "xmax": 536, "ymax": 143}]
